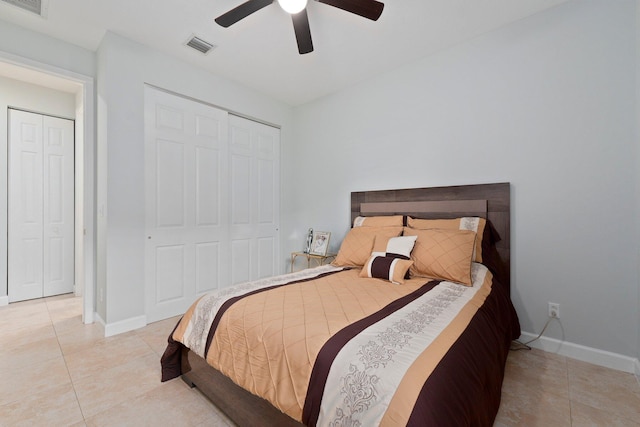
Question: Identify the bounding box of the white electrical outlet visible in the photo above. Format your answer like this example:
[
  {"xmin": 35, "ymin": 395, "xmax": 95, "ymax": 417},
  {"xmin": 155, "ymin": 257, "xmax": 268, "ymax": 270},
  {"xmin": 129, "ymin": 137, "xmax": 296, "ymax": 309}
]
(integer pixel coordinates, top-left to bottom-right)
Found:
[{"xmin": 548, "ymin": 302, "xmax": 560, "ymax": 318}]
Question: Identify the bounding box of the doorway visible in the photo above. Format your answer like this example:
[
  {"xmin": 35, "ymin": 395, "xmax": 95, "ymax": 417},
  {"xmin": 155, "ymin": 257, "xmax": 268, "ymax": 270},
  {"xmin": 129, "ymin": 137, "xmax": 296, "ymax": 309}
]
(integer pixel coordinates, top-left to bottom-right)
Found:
[
  {"xmin": 0, "ymin": 52, "xmax": 95, "ymax": 324},
  {"xmin": 8, "ymin": 109, "xmax": 75, "ymax": 302}
]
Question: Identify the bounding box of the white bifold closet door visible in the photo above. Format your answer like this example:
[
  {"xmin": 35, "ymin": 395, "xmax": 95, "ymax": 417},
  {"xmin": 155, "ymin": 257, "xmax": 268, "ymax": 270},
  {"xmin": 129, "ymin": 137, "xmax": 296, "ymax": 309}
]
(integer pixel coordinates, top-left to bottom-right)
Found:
[
  {"xmin": 144, "ymin": 87, "xmax": 280, "ymax": 323},
  {"xmin": 228, "ymin": 114, "xmax": 280, "ymax": 285},
  {"xmin": 8, "ymin": 109, "xmax": 75, "ymax": 303}
]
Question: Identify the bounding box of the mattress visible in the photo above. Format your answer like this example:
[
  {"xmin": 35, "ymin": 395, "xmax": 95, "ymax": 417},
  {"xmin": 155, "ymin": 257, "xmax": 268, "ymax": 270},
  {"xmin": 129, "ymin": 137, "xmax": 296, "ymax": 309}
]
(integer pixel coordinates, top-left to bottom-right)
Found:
[{"xmin": 161, "ymin": 262, "xmax": 520, "ymax": 426}]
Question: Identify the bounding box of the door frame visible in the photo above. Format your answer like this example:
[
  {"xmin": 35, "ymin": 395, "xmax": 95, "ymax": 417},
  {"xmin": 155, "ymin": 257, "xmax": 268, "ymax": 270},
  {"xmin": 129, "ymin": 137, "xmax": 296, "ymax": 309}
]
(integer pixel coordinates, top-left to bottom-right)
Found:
[{"xmin": 0, "ymin": 51, "xmax": 95, "ymax": 324}]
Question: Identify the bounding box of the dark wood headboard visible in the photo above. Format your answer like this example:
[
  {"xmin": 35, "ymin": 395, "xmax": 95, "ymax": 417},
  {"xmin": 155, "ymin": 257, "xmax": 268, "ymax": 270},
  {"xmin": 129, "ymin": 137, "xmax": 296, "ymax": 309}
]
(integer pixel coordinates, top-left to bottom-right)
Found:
[{"xmin": 351, "ymin": 183, "xmax": 510, "ymax": 291}]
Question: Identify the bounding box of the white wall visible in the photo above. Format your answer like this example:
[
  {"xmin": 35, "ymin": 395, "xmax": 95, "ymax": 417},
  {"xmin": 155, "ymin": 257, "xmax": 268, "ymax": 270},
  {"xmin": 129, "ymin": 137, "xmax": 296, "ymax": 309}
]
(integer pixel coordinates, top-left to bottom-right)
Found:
[
  {"xmin": 96, "ymin": 32, "xmax": 294, "ymax": 328},
  {"xmin": 0, "ymin": 19, "xmax": 94, "ymax": 78},
  {"xmin": 286, "ymin": 0, "xmax": 639, "ymax": 359},
  {"xmin": 0, "ymin": 76, "xmax": 77, "ymax": 299}
]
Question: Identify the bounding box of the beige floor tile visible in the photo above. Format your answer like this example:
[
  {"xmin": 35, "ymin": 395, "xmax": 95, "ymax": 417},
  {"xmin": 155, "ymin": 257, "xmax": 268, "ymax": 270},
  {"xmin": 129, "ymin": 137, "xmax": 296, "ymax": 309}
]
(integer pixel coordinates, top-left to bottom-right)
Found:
[
  {"xmin": 64, "ymin": 332, "xmax": 156, "ymax": 382},
  {"xmin": 50, "ymin": 310, "xmax": 84, "ymax": 324},
  {"xmin": 495, "ymin": 367, "xmax": 571, "ymax": 427},
  {"xmin": 84, "ymin": 378, "xmax": 230, "ymax": 427},
  {"xmin": 0, "ymin": 382, "xmax": 84, "ymax": 427},
  {"xmin": 49, "ymin": 305, "xmax": 84, "ymax": 324},
  {"xmin": 0, "ymin": 321, "xmax": 57, "ymax": 348},
  {"xmin": 194, "ymin": 415, "xmax": 235, "ymax": 427},
  {"xmin": 0, "ymin": 299, "xmax": 52, "ymax": 330},
  {"xmin": 504, "ymin": 348, "xmax": 569, "ymax": 399},
  {"xmin": 73, "ymin": 352, "xmax": 162, "ymax": 419},
  {"xmin": 0, "ymin": 335, "xmax": 62, "ymax": 371},
  {"xmin": 47, "ymin": 296, "xmax": 89, "ymax": 334},
  {"xmin": 570, "ymin": 400, "xmax": 640, "ymax": 427},
  {"xmin": 56, "ymin": 322, "xmax": 108, "ymax": 356},
  {"xmin": 567, "ymin": 358, "xmax": 640, "ymax": 422},
  {"xmin": 0, "ymin": 297, "xmax": 47, "ymax": 316},
  {"xmin": 135, "ymin": 316, "xmax": 181, "ymax": 356},
  {"xmin": 0, "ymin": 356, "xmax": 72, "ymax": 407},
  {"xmin": 53, "ymin": 312, "xmax": 97, "ymax": 336}
]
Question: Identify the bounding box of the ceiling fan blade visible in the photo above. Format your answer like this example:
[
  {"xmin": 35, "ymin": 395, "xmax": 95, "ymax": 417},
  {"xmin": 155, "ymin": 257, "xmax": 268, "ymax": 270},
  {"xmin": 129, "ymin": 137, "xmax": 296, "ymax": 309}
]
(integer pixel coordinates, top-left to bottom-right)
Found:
[
  {"xmin": 215, "ymin": 0, "xmax": 274, "ymax": 28},
  {"xmin": 318, "ymin": 0, "xmax": 384, "ymax": 21},
  {"xmin": 292, "ymin": 9, "xmax": 314, "ymax": 54}
]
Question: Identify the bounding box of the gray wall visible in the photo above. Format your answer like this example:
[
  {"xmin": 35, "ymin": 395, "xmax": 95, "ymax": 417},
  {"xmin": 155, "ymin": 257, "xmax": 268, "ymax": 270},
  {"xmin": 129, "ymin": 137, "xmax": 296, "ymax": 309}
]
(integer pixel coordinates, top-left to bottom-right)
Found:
[
  {"xmin": 285, "ymin": 0, "xmax": 639, "ymax": 358},
  {"xmin": 636, "ymin": 0, "xmax": 640, "ymax": 371}
]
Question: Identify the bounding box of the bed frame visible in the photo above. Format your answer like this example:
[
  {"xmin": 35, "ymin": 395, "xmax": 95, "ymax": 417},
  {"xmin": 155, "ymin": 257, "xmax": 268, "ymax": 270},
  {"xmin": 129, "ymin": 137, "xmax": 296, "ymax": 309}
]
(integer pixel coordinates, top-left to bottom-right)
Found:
[{"xmin": 181, "ymin": 182, "xmax": 511, "ymax": 426}]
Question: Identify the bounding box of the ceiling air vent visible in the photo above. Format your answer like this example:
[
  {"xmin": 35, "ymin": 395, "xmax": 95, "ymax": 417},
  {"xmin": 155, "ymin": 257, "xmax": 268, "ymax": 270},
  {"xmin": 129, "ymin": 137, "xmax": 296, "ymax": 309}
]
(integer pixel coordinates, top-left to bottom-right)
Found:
[
  {"xmin": 185, "ymin": 35, "xmax": 216, "ymax": 55},
  {"xmin": 1, "ymin": 0, "xmax": 48, "ymax": 17}
]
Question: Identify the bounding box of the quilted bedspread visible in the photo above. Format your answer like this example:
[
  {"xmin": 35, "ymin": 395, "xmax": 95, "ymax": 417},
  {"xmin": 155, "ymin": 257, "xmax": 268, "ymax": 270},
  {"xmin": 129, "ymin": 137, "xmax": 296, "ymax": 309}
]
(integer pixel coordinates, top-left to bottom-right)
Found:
[{"xmin": 161, "ymin": 263, "xmax": 520, "ymax": 426}]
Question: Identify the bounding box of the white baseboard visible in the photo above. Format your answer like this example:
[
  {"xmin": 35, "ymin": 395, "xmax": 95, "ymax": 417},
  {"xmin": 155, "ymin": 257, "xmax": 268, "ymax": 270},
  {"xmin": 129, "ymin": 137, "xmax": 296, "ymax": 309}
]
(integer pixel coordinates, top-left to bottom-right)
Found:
[
  {"xmin": 103, "ymin": 315, "xmax": 147, "ymax": 337},
  {"xmin": 519, "ymin": 331, "xmax": 639, "ymax": 374},
  {"xmin": 0, "ymin": 295, "xmax": 8, "ymax": 306},
  {"xmin": 635, "ymin": 358, "xmax": 640, "ymax": 385}
]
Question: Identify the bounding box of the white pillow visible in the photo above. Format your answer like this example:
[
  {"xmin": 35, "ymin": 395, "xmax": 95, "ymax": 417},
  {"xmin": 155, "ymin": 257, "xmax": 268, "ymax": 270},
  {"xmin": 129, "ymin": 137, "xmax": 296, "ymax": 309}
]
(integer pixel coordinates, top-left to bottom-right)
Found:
[{"xmin": 372, "ymin": 235, "xmax": 417, "ymax": 259}]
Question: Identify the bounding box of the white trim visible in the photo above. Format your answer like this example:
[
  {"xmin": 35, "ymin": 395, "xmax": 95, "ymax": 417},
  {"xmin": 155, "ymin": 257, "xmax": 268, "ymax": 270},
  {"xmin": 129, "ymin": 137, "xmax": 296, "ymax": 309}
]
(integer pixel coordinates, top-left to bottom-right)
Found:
[
  {"xmin": 634, "ymin": 358, "xmax": 640, "ymax": 385},
  {"xmin": 104, "ymin": 315, "xmax": 147, "ymax": 337},
  {"xmin": 519, "ymin": 331, "xmax": 638, "ymax": 374},
  {"xmin": 80, "ymin": 77, "xmax": 95, "ymax": 325},
  {"xmin": 0, "ymin": 50, "xmax": 95, "ymax": 325},
  {"xmin": 146, "ymin": 83, "xmax": 281, "ymax": 130},
  {"xmin": 0, "ymin": 51, "xmax": 88, "ymax": 86},
  {"xmin": 0, "ymin": 295, "xmax": 7, "ymax": 306}
]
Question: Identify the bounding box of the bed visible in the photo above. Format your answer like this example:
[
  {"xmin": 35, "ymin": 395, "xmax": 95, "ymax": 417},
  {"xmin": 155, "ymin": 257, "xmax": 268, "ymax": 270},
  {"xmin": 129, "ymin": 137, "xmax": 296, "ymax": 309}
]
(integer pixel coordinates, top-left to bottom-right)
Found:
[{"xmin": 161, "ymin": 182, "xmax": 520, "ymax": 426}]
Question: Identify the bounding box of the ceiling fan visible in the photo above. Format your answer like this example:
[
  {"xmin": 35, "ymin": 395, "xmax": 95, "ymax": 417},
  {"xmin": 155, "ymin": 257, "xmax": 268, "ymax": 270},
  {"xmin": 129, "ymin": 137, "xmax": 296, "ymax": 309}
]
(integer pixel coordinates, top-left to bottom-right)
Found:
[{"xmin": 215, "ymin": 0, "xmax": 384, "ymax": 55}]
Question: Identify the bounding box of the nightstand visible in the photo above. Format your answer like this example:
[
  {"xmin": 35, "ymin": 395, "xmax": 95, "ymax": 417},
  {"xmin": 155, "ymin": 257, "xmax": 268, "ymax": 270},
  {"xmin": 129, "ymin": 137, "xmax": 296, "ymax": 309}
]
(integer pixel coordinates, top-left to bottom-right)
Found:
[{"xmin": 290, "ymin": 251, "xmax": 337, "ymax": 272}]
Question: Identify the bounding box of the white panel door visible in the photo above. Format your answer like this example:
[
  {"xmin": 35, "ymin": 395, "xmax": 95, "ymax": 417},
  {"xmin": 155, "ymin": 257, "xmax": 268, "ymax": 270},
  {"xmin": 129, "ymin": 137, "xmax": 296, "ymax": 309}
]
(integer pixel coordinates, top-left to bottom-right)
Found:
[
  {"xmin": 145, "ymin": 87, "xmax": 229, "ymax": 322},
  {"xmin": 8, "ymin": 109, "xmax": 75, "ymax": 302},
  {"xmin": 229, "ymin": 115, "xmax": 280, "ymax": 285},
  {"xmin": 42, "ymin": 115, "xmax": 75, "ymax": 297}
]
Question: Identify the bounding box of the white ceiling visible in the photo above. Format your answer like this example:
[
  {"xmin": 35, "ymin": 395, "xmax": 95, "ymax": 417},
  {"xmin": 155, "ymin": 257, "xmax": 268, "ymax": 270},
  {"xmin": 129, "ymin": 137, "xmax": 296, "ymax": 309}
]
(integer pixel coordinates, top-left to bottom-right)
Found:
[{"xmin": 0, "ymin": 0, "xmax": 570, "ymax": 106}]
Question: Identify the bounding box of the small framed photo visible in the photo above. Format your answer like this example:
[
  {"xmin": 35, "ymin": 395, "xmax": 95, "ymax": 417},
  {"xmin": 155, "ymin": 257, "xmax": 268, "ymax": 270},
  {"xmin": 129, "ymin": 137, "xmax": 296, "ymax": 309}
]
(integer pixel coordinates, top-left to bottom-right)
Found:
[{"xmin": 310, "ymin": 231, "xmax": 331, "ymax": 256}]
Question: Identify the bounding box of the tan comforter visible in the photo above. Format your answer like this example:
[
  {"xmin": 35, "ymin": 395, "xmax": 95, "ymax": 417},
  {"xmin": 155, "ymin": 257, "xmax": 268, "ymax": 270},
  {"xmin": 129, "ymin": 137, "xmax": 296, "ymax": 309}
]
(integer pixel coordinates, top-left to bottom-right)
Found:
[{"xmin": 162, "ymin": 263, "xmax": 520, "ymax": 426}]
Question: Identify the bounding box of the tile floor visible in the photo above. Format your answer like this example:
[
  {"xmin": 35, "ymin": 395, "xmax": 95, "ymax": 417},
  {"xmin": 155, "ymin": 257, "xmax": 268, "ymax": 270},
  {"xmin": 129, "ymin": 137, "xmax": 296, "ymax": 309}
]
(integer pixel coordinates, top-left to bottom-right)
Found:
[{"xmin": 1, "ymin": 294, "xmax": 639, "ymax": 426}]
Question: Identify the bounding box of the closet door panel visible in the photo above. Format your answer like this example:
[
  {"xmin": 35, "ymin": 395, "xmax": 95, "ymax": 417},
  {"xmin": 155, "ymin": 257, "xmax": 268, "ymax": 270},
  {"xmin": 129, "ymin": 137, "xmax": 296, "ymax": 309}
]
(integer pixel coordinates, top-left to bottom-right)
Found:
[
  {"xmin": 42, "ymin": 115, "xmax": 75, "ymax": 298},
  {"xmin": 145, "ymin": 87, "xmax": 229, "ymax": 322},
  {"xmin": 229, "ymin": 115, "xmax": 280, "ymax": 284}
]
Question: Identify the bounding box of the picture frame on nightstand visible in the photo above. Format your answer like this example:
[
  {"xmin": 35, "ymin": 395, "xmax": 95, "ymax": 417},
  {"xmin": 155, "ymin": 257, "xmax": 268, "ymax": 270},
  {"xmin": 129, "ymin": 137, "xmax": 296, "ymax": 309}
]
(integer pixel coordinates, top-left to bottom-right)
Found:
[{"xmin": 309, "ymin": 231, "xmax": 331, "ymax": 256}]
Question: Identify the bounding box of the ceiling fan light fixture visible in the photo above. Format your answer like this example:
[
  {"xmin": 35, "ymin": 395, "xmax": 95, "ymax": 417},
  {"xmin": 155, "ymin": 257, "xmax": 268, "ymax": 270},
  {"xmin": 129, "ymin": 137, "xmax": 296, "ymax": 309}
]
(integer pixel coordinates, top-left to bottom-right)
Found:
[
  {"xmin": 277, "ymin": 0, "xmax": 307, "ymax": 14},
  {"xmin": 215, "ymin": 0, "xmax": 384, "ymax": 54}
]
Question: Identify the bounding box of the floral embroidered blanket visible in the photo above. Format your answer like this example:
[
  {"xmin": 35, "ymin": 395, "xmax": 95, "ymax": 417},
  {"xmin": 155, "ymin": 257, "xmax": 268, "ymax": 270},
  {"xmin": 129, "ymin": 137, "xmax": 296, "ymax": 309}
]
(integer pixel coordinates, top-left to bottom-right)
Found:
[{"xmin": 161, "ymin": 263, "xmax": 520, "ymax": 426}]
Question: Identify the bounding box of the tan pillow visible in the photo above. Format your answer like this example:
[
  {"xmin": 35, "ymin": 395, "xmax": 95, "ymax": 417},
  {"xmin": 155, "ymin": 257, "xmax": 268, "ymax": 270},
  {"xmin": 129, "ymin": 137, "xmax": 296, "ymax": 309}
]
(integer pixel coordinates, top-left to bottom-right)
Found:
[
  {"xmin": 333, "ymin": 226, "xmax": 403, "ymax": 267},
  {"xmin": 403, "ymin": 228, "xmax": 476, "ymax": 286},
  {"xmin": 353, "ymin": 215, "xmax": 404, "ymax": 228},
  {"xmin": 407, "ymin": 217, "xmax": 487, "ymax": 262},
  {"xmin": 360, "ymin": 255, "xmax": 414, "ymax": 285}
]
